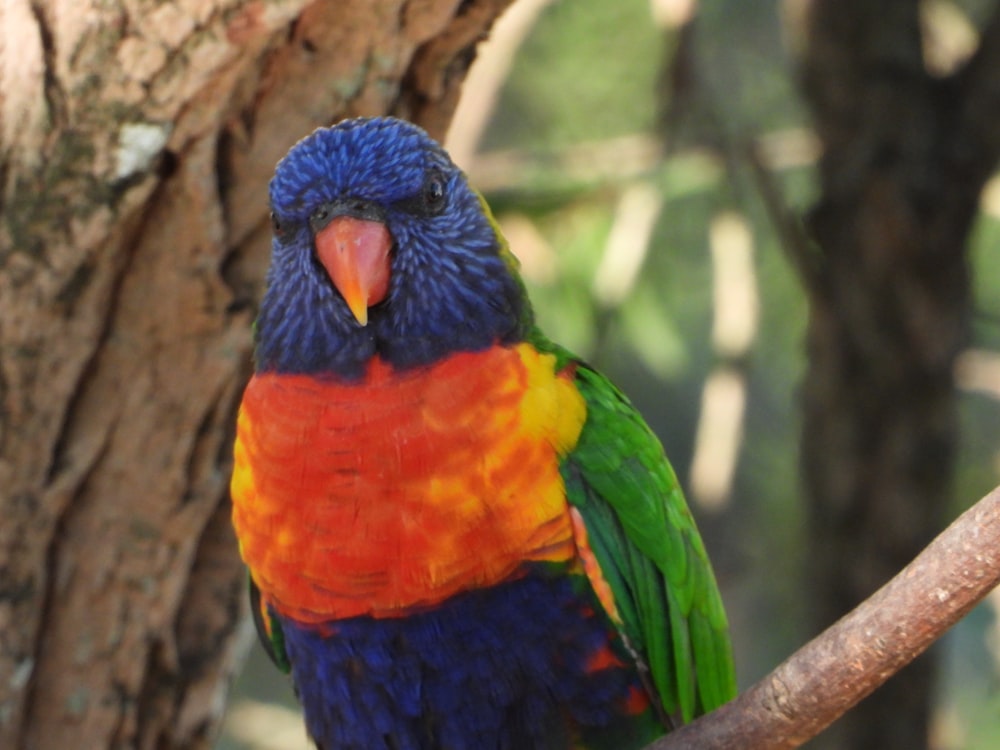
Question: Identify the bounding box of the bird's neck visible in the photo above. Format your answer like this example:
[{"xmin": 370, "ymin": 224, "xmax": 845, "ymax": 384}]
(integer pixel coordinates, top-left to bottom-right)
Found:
[{"xmin": 253, "ymin": 269, "xmax": 532, "ymax": 377}]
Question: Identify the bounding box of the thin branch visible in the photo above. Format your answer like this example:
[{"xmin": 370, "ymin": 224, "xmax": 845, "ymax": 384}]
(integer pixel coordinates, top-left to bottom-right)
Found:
[
  {"xmin": 742, "ymin": 141, "xmax": 823, "ymax": 296},
  {"xmin": 647, "ymin": 483, "xmax": 1000, "ymax": 750}
]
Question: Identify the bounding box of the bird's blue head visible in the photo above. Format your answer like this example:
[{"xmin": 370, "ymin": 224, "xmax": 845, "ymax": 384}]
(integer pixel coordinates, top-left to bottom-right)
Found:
[{"xmin": 255, "ymin": 117, "xmax": 531, "ymax": 378}]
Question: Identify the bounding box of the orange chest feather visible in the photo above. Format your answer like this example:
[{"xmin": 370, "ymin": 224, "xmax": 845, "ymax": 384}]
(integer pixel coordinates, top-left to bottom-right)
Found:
[{"xmin": 231, "ymin": 344, "xmax": 587, "ymax": 622}]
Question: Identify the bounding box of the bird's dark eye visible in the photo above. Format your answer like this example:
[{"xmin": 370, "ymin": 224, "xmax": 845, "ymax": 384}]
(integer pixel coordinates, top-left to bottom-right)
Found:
[
  {"xmin": 270, "ymin": 211, "xmax": 285, "ymax": 237},
  {"xmin": 423, "ymin": 172, "xmax": 446, "ymax": 214},
  {"xmin": 393, "ymin": 170, "xmax": 449, "ymax": 216}
]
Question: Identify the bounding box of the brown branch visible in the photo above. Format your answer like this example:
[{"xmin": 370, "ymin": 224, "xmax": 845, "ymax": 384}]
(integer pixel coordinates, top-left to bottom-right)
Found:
[
  {"xmin": 742, "ymin": 141, "xmax": 823, "ymax": 296},
  {"xmin": 647, "ymin": 483, "xmax": 1000, "ymax": 750}
]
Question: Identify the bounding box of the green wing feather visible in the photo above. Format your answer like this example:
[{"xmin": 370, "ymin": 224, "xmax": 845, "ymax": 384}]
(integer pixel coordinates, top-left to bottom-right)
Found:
[
  {"xmin": 531, "ymin": 330, "xmax": 736, "ymax": 723},
  {"xmin": 249, "ymin": 576, "xmax": 291, "ymax": 674}
]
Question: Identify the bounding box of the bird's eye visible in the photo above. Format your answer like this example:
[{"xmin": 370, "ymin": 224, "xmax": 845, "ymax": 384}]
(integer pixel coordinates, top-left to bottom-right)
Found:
[
  {"xmin": 424, "ymin": 172, "xmax": 446, "ymax": 213},
  {"xmin": 270, "ymin": 211, "xmax": 285, "ymax": 237}
]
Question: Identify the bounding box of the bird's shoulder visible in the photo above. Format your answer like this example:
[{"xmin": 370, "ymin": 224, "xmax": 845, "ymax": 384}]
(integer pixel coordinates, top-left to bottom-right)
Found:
[{"xmin": 527, "ymin": 327, "xmax": 736, "ymax": 721}]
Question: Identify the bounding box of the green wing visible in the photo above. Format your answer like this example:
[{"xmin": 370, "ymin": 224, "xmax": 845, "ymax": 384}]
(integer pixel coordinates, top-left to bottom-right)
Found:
[
  {"xmin": 534, "ymin": 333, "xmax": 736, "ymax": 723},
  {"xmin": 249, "ymin": 576, "xmax": 291, "ymax": 674}
]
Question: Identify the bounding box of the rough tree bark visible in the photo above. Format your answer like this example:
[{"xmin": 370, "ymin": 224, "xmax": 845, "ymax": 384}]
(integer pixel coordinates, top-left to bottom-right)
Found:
[
  {"xmin": 0, "ymin": 2, "xmax": 511, "ymax": 748},
  {"xmin": 798, "ymin": 2, "xmax": 1000, "ymax": 747}
]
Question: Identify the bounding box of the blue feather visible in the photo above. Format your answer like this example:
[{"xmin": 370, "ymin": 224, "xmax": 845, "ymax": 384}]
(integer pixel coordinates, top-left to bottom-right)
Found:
[
  {"xmin": 280, "ymin": 571, "xmax": 661, "ymax": 750},
  {"xmin": 257, "ymin": 117, "xmax": 529, "ymax": 376}
]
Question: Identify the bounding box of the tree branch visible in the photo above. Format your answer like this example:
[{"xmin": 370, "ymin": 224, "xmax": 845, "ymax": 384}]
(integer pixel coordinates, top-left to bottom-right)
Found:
[{"xmin": 647, "ymin": 483, "xmax": 1000, "ymax": 749}]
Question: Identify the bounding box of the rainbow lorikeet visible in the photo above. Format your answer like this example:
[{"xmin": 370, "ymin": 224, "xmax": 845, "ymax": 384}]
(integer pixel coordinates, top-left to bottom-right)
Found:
[{"xmin": 231, "ymin": 117, "xmax": 736, "ymax": 750}]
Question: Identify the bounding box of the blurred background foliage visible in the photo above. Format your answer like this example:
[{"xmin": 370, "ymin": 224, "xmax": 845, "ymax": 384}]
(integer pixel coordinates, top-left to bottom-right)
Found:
[{"xmin": 218, "ymin": 0, "xmax": 1000, "ymax": 747}]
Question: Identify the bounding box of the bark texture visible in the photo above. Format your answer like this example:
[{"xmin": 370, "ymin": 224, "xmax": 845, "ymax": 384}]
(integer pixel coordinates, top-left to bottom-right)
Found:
[
  {"xmin": 0, "ymin": 1, "xmax": 511, "ymax": 748},
  {"xmin": 798, "ymin": 2, "xmax": 1000, "ymax": 747}
]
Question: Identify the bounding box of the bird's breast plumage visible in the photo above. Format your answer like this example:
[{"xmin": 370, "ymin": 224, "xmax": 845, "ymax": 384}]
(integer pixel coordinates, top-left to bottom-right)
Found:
[{"xmin": 231, "ymin": 342, "xmax": 588, "ymax": 622}]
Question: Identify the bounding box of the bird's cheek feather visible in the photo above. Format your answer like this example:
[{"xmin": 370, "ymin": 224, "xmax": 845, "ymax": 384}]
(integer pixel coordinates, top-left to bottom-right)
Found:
[{"xmin": 314, "ymin": 216, "xmax": 392, "ymax": 326}]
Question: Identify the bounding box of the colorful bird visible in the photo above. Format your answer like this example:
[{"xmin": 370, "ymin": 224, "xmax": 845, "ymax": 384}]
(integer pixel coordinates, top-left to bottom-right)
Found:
[{"xmin": 230, "ymin": 116, "xmax": 736, "ymax": 750}]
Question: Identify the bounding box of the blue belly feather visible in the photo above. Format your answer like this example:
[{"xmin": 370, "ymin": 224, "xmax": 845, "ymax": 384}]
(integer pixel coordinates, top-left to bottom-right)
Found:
[{"xmin": 281, "ymin": 572, "xmax": 663, "ymax": 750}]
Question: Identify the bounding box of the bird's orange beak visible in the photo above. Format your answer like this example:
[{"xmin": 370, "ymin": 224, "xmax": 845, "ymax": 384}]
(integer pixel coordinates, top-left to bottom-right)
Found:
[{"xmin": 314, "ymin": 216, "xmax": 392, "ymax": 326}]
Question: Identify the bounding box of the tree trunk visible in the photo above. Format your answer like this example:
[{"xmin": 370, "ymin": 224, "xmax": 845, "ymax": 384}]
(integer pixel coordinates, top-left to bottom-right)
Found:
[
  {"xmin": 798, "ymin": 2, "xmax": 1000, "ymax": 747},
  {"xmin": 0, "ymin": 1, "xmax": 511, "ymax": 748}
]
